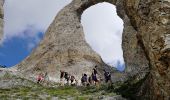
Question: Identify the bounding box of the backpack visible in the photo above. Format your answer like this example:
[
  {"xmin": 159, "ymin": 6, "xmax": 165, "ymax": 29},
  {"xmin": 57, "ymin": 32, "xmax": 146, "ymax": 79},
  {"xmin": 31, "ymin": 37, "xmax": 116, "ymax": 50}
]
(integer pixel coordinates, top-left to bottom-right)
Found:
[
  {"xmin": 106, "ymin": 72, "xmax": 111, "ymax": 80},
  {"xmin": 64, "ymin": 72, "xmax": 68, "ymax": 79},
  {"xmin": 81, "ymin": 76, "xmax": 87, "ymax": 82}
]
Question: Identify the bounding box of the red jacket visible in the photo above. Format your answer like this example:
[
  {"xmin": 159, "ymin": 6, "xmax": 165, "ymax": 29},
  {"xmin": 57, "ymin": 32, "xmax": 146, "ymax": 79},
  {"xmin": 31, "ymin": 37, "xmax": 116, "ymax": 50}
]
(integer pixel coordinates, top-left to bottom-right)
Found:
[{"xmin": 37, "ymin": 74, "xmax": 43, "ymax": 81}]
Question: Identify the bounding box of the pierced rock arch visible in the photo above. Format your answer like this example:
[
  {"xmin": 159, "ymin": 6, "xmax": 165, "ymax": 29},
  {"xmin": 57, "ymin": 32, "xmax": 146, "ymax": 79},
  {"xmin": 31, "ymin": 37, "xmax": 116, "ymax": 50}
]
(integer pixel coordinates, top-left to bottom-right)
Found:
[
  {"xmin": 72, "ymin": 0, "xmax": 149, "ymax": 74},
  {"xmin": 81, "ymin": 2, "xmax": 125, "ymax": 70},
  {"xmin": 15, "ymin": 0, "xmax": 148, "ymax": 78},
  {"xmin": 13, "ymin": 0, "xmax": 170, "ymax": 99}
]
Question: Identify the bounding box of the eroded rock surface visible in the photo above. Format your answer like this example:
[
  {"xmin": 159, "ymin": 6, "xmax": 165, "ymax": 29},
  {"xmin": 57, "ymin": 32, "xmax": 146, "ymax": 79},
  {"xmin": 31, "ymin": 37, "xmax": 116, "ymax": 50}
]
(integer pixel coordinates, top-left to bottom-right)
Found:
[{"xmin": 124, "ymin": 0, "xmax": 170, "ymax": 99}]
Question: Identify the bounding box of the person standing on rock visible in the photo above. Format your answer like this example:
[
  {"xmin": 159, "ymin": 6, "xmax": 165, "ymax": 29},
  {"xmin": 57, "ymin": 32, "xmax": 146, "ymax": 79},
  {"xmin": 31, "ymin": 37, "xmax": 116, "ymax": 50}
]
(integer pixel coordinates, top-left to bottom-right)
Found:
[{"xmin": 60, "ymin": 70, "xmax": 65, "ymax": 86}]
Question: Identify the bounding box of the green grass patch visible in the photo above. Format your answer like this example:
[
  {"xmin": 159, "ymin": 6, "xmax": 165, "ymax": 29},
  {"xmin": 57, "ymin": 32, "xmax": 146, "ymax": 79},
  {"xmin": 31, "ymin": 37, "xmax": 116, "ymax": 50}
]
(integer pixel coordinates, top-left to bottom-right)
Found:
[
  {"xmin": 45, "ymin": 86, "xmax": 79, "ymax": 96},
  {"xmin": 77, "ymin": 96, "xmax": 90, "ymax": 100},
  {"xmin": 0, "ymin": 83, "xmax": 118, "ymax": 99}
]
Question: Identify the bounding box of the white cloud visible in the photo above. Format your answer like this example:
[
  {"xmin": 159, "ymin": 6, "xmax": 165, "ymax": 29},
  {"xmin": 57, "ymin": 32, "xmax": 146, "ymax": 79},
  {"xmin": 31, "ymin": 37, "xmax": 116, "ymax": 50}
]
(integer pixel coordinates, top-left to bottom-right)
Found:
[
  {"xmin": 3, "ymin": 0, "xmax": 72, "ymax": 51},
  {"xmin": 3, "ymin": 0, "xmax": 72, "ymax": 40},
  {"xmin": 81, "ymin": 2, "xmax": 124, "ymax": 68},
  {"xmin": 22, "ymin": 26, "xmax": 42, "ymax": 51}
]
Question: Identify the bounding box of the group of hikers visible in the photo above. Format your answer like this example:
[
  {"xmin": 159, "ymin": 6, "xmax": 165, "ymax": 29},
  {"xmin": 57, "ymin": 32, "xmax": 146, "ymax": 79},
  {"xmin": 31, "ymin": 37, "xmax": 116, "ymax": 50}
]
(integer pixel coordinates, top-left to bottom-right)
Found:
[
  {"xmin": 80, "ymin": 66, "xmax": 100, "ymax": 86},
  {"xmin": 36, "ymin": 65, "xmax": 112, "ymax": 86},
  {"xmin": 60, "ymin": 70, "xmax": 78, "ymax": 86},
  {"xmin": 59, "ymin": 65, "xmax": 112, "ymax": 86}
]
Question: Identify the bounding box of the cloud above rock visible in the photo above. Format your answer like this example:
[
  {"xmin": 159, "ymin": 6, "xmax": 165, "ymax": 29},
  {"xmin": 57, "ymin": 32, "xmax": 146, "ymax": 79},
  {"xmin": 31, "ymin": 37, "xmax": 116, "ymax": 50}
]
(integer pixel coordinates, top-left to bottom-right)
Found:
[{"xmin": 4, "ymin": 0, "xmax": 72, "ymax": 40}]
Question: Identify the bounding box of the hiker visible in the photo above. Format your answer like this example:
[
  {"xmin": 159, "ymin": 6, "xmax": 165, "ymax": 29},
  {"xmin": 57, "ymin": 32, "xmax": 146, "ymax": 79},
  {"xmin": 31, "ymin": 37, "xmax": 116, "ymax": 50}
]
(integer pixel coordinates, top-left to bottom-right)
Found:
[
  {"xmin": 81, "ymin": 74, "xmax": 88, "ymax": 86},
  {"xmin": 60, "ymin": 70, "xmax": 65, "ymax": 86},
  {"xmin": 93, "ymin": 65, "xmax": 98, "ymax": 75},
  {"xmin": 104, "ymin": 70, "xmax": 111, "ymax": 84},
  {"xmin": 70, "ymin": 75, "xmax": 77, "ymax": 86},
  {"xmin": 92, "ymin": 72, "xmax": 99, "ymax": 85},
  {"xmin": 60, "ymin": 70, "xmax": 65, "ymax": 80},
  {"xmin": 64, "ymin": 72, "xmax": 70, "ymax": 85},
  {"xmin": 37, "ymin": 73, "xmax": 44, "ymax": 84}
]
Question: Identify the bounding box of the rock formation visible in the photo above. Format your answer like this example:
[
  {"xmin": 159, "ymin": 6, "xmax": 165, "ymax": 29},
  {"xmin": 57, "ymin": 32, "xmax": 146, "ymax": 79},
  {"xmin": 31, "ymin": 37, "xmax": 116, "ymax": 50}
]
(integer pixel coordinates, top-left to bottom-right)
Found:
[
  {"xmin": 124, "ymin": 0, "xmax": 170, "ymax": 99},
  {"xmin": 1, "ymin": 0, "xmax": 168, "ymax": 99},
  {"xmin": 0, "ymin": 0, "xmax": 4, "ymax": 43},
  {"xmin": 14, "ymin": 0, "xmax": 111, "ymax": 82}
]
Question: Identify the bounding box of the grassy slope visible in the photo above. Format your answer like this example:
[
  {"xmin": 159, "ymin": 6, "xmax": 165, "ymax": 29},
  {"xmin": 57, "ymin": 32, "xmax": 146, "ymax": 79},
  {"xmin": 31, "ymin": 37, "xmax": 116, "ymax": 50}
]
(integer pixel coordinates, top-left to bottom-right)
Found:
[
  {"xmin": 0, "ymin": 70, "xmax": 148, "ymax": 100},
  {"xmin": 0, "ymin": 85, "xmax": 118, "ymax": 100}
]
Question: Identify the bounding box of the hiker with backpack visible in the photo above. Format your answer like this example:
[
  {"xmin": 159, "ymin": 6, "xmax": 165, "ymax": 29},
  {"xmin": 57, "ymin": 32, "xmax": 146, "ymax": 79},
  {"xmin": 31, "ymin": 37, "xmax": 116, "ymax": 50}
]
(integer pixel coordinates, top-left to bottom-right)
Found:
[
  {"xmin": 70, "ymin": 75, "xmax": 77, "ymax": 86},
  {"xmin": 91, "ymin": 65, "xmax": 100, "ymax": 85},
  {"xmin": 104, "ymin": 70, "xmax": 112, "ymax": 85},
  {"xmin": 81, "ymin": 74, "xmax": 88, "ymax": 86},
  {"xmin": 60, "ymin": 70, "xmax": 65, "ymax": 86},
  {"xmin": 92, "ymin": 72, "xmax": 99, "ymax": 85},
  {"xmin": 64, "ymin": 72, "xmax": 70, "ymax": 85}
]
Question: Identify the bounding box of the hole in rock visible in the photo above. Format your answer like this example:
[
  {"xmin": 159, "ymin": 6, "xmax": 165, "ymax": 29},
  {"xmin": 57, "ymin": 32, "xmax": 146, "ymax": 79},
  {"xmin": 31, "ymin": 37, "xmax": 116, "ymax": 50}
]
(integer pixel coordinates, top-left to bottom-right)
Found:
[{"xmin": 81, "ymin": 2, "xmax": 125, "ymax": 71}]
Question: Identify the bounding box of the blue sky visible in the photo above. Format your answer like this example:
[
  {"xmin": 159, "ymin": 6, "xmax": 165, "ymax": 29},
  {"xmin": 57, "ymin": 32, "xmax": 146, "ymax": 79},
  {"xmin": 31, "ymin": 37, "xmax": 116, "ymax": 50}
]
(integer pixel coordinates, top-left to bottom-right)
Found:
[
  {"xmin": 0, "ymin": 0, "xmax": 125, "ymax": 71},
  {"xmin": 0, "ymin": 32, "xmax": 43, "ymax": 67}
]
